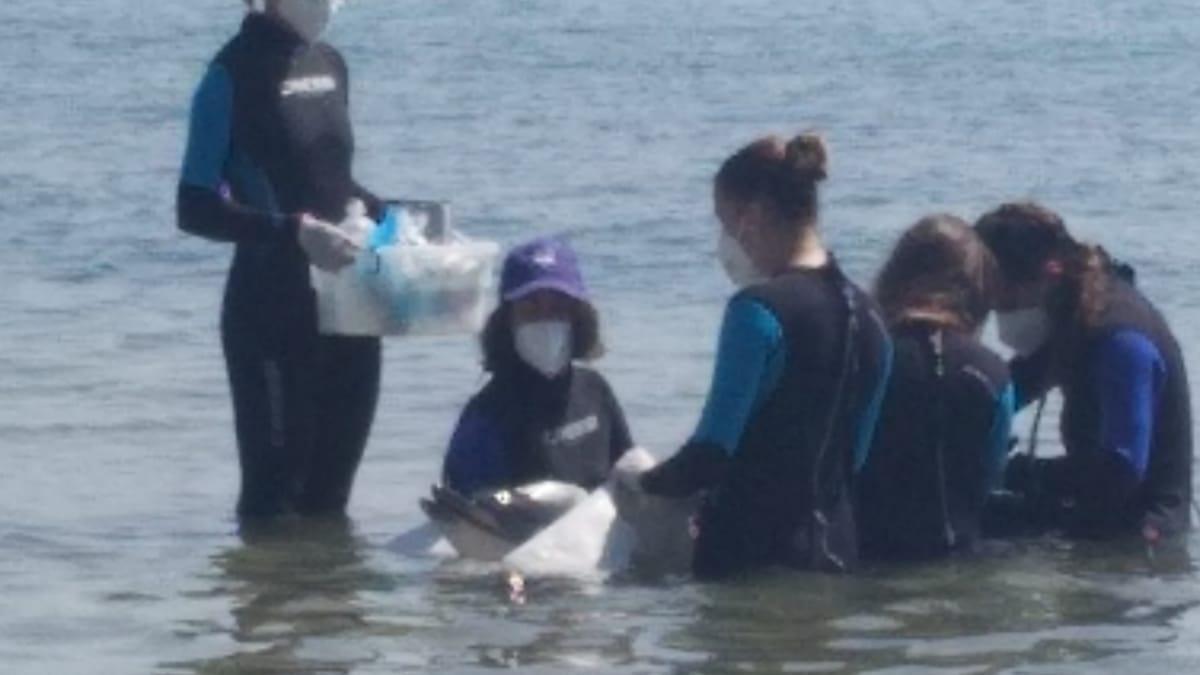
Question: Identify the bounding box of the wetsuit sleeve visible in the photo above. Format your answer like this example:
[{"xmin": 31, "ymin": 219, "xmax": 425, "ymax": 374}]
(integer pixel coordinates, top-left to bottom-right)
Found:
[
  {"xmin": 641, "ymin": 298, "xmax": 783, "ymax": 497},
  {"xmin": 177, "ymin": 64, "xmax": 298, "ymax": 243},
  {"xmin": 1094, "ymin": 329, "xmax": 1164, "ymax": 481},
  {"xmin": 1009, "ymin": 345, "xmax": 1056, "ymax": 411},
  {"xmin": 1003, "ymin": 332, "xmax": 1163, "ymax": 535},
  {"xmin": 688, "ymin": 297, "xmax": 785, "ymax": 454},
  {"xmin": 442, "ymin": 396, "xmax": 510, "ymax": 496},
  {"xmin": 328, "ymin": 46, "xmax": 384, "ymax": 221},
  {"xmin": 985, "ymin": 383, "xmax": 1016, "ymax": 490}
]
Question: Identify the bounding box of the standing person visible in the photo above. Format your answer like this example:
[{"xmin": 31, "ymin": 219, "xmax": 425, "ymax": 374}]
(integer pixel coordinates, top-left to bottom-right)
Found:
[
  {"xmin": 177, "ymin": 0, "xmax": 386, "ymax": 518},
  {"xmin": 441, "ymin": 237, "xmax": 634, "ymax": 497},
  {"xmin": 856, "ymin": 215, "xmax": 1014, "ymax": 561},
  {"xmin": 976, "ymin": 202, "xmax": 1192, "ymax": 541},
  {"xmin": 634, "ymin": 134, "xmax": 894, "ymax": 580}
]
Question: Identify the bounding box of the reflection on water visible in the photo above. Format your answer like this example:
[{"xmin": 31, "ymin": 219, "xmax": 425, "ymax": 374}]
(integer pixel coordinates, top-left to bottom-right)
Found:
[
  {"xmin": 144, "ymin": 520, "xmax": 1200, "ymax": 674},
  {"xmin": 651, "ymin": 539, "xmax": 1200, "ymax": 674},
  {"xmin": 168, "ymin": 517, "xmax": 391, "ymax": 674}
]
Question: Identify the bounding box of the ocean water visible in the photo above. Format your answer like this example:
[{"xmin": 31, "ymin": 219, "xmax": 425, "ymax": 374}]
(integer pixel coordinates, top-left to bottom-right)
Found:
[{"xmin": 2, "ymin": 0, "xmax": 1199, "ymax": 672}]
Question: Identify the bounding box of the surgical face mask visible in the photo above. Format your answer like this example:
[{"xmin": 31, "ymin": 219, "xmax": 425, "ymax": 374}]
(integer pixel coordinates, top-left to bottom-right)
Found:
[
  {"xmin": 996, "ymin": 307, "xmax": 1052, "ymax": 357},
  {"xmin": 514, "ymin": 320, "xmax": 573, "ymax": 378},
  {"xmin": 277, "ymin": 0, "xmax": 340, "ymax": 42},
  {"xmin": 718, "ymin": 229, "xmax": 765, "ymax": 288}
]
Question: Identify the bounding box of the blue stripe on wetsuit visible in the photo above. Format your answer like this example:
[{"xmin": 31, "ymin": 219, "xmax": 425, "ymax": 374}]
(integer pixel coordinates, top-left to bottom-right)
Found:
[
  {"xmin": 181, "ymin": 65, "xmax": 233, "ymax": 191},
  {"xmin": 689, "ymin": 297, "xmax": 785, "ymax": 455},
  {"xmin": 1095, "ymin": 329, "xmax": 1165, "ymax": 481},
  {"xmin": 689, "ymin": 295, "xmax": 894, "ymax": 474},
  {"xmin": 985, "ymin": 383, "xmax": 1016, "ymax": 490},
  {"xmin": 180, "ymin": 64, "xmax": 280, "ymax": 213}
]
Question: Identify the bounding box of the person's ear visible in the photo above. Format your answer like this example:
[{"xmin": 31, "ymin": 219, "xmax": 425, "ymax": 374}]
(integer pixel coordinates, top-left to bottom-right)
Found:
[{"xmin": 737, "ymin": 200, "xmax": 766, "ymax": 242}]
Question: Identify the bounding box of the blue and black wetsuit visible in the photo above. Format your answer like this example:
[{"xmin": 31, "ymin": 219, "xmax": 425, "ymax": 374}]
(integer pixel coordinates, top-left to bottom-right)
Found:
[
  {"xmin": 642, "ymin": 261, "xmax": 893, "ymax": 579},
  {"xmin": 856, "ymin": 322, "xmax": 1013, "ymax": 561},
  {"xmin": 442, "ymin": 364, "xmax": 634, "ymax": 496},
  {"xmin": 177, "ymin": 13, "xmax": 383, "ymax": 518},
  {"xmin": 997, "ymin": 277, "xmax": 1192, "ymax": 539}
]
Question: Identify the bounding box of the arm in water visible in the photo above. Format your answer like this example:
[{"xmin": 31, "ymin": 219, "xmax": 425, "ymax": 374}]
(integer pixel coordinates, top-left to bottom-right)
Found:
[
  {"xmin": 641, "ymin": 297, "xmax": 784, "ymax": 496},
  {"xmin": 1004, "ymin": 330, "xmax": 1163, "ymax": 531}
]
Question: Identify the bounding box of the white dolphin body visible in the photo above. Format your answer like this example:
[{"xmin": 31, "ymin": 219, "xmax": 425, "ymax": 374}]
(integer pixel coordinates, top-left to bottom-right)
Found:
[
  {"xmin": 397, "ymin": 448, "xmax": 696, "ymax": 579},
  {"xmin": 418, "ymin": 480, "xmax": 590, "ymax": 562},
  {"xmin": 504, "ymin": 448, "xmax": 696, "ymax": 578}
]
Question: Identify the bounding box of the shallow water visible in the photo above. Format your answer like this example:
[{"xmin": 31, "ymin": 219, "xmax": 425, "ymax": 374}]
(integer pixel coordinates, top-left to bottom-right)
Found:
[{"xmin": 2, "ymin": 0, "xmax": 1199, "ymax": 672}]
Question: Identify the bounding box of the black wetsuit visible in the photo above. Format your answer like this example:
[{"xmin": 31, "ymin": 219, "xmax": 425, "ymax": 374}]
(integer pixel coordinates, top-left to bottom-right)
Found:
[
  {"xmin": 442, "ymin": 363, "xmax": 634, "ymax": 497},
  {"xmin": 856, "ymin": 323, "xmax": 1013, "ymax": 561},
  {"xmin": 177, "ymin": 14, "xmax": 383, "ymax": 517},
  {"xmin": 643, "ymin": 262, "xmax": 894, "ymax": 580},
  {"xmin": 997, "ymin": 278, "xmax": 1193, "ymax": 538}
]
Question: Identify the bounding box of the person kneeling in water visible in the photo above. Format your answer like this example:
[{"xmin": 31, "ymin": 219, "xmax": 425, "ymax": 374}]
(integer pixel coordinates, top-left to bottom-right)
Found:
[
  {"xmin": 441, "ymin": 237, "xmax": 634, "ymax": 500},
  {"xmin": 976, "ymin": 203, "xmax": 1192, "ymax": 542},
  {"xmin": 856, "ymin": 215, "xmax": 1014, "ymax": 562}
]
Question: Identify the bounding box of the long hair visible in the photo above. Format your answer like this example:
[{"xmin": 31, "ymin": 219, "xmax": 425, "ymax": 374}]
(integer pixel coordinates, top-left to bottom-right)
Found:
[
  {"xmin": 875, "ymin": 214, "xmax": 998, "ymax": 332},
  {"xmin": 480, "ymin": 299, "xmax": 604, "ymax": 374},
  {"xmin": 974, "ymin": 202, "xmax": 1111, "ymax": 330}
]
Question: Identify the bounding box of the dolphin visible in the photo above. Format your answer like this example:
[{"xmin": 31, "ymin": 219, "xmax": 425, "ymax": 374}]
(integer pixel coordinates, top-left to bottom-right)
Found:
[
  {"xmin": 418, "ymin": 480, "xmax": 589, "ymax": 562},
  {"xmin": 408, "ymin": 448, "xmax": 698, "ymax": 579}
]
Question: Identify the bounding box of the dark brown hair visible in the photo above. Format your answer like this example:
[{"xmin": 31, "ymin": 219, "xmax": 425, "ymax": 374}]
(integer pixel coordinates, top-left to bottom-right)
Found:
[
  {"xmin": 480, "ymin": 299, "xmax": 604, "ymax": 374},
  {"xmin": 974, "ymin": 201, "xmax": 1111, "ymax": 328},
  {"xmin": 875, "ymin": 214, "xmax": 998, "ymax": 332},
  {"xmin": 715, "ymin": 133, "xmax": 829, "ymax": 229}
]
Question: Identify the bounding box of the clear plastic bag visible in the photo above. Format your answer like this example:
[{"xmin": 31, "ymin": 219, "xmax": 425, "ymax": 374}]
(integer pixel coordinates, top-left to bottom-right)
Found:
[{"xmin": 312, "ymin": 200, "xmax": 500, "ymax": 337}]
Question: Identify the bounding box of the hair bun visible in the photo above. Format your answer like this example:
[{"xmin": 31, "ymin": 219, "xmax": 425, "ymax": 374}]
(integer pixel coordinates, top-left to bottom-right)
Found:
[{"xmin": 784, "ymin": 133, "xmax": 828, "ymax": 182}]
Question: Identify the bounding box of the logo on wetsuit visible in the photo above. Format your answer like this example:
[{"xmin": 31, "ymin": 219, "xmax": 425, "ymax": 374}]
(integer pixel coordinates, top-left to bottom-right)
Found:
[
  {"xmin": 280, "ymin": 75, "xmax": 338, "ymax": 97},
  {"xmin": 543, "ymin": 415, "xmax": 599, "ymax": 445}
]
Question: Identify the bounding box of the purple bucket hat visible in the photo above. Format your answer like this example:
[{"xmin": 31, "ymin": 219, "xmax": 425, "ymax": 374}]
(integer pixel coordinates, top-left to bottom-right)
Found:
[{"xmin": 500, "ymin": 237, "xmax": 589, "ymax": 302}]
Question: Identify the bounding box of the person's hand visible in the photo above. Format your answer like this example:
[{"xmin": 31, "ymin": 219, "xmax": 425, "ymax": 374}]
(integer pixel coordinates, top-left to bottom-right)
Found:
[
  {"xmin": 612, "ymin": 462, "xmax": 646, "ymax": 494},
  {"xmin": 298, "ymin": 213, "xmax": 361, "ymax": 271},
  {"xmin": 609, "ymin": 461, "xmax": 648, "ymax": 499},
  {"xmin": 610, "ymin": 462, "xmax": 648, "ymax": 517}
]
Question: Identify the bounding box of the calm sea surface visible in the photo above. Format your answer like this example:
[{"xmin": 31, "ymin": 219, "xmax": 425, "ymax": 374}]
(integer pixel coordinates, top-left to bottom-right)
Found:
[{"xmin": 2, "ymin": 1, "xmax": 1200, "ymax": 672}]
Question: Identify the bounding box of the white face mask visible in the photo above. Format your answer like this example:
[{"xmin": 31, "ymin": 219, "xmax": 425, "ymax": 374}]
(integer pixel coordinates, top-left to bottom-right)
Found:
[
  {"xmin": 718, "ymin": 229, "xmax": 765, "ymax": 288},
  {"xmin": 996, "ymin": 307, "xmax": 1052, "ymax": 357},
  {"xmin": 514, "ymin": 320, "xmax": 573, "ymax": 378},
  {"xmin": 276, "ymin": 0, "xmax": 340, "ymax": 43}
]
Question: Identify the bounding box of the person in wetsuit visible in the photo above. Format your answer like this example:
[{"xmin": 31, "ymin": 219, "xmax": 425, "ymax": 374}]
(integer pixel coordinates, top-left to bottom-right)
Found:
[
  {"xmin": 441, "ymin": 237, "xmax": 634, "ymax": 497},
  {"xmin": 856, "ymin": 215, "xmax": 1014, "ymax": 562},
  {"xmin": 177, "ymin": 0, "xmax": 386, "ymax": 518},
  {"xmin": 976, "ymin": 202, "xmax": 1192, "ymax": 541},
  {"xmin": 634, "ymin": 134, "xmax": 894, "ymax": 580}
]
